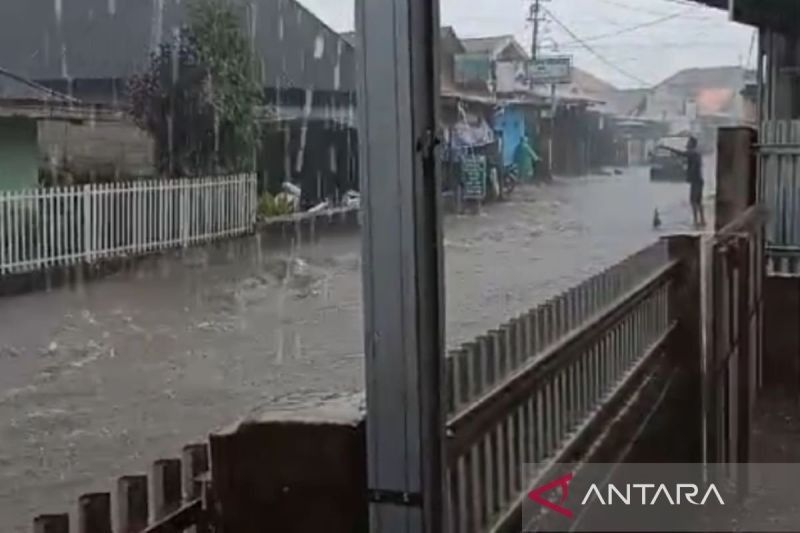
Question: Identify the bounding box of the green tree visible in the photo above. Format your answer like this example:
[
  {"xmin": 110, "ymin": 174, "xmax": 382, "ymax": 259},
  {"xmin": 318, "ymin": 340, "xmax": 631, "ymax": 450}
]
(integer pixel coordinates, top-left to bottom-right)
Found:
[{"xmin": 129, "ymin": 0, "xmax": 261, "ymax": 177}]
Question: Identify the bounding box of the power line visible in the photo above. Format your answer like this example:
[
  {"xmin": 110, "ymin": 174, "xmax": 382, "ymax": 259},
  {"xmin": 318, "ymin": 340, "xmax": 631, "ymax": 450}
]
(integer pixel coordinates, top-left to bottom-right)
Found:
[
  {"xmin": 555, "ymin": 40, "xmax": 753, "ymax": 50},
  {"xmin": 556, "ymin": 7, "xmax": 696, "ymax": 47},
  {"xmin": 746, "ymin": 29, "xmax": 757, "ymax": 69},
  {"xmin": 595, "ymin": 0, "xmax": 705, "ymax": 18},
  {"xmin": 542, "ymin": 6, "xmax": 652, "ymax": 86}
]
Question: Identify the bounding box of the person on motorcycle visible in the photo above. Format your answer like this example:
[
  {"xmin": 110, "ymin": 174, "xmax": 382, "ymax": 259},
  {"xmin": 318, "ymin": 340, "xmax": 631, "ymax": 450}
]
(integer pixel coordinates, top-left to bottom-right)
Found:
[{"xmin": 514, "ymin": 135, "xmax": 540, "ymax": 183}]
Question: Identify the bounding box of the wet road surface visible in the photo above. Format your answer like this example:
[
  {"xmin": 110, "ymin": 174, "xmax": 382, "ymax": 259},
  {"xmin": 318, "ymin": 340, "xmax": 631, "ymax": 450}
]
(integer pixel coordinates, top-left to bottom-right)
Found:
[{"xmin": 0, "ymin": 165, "xmax": 713, "ymax": 530}]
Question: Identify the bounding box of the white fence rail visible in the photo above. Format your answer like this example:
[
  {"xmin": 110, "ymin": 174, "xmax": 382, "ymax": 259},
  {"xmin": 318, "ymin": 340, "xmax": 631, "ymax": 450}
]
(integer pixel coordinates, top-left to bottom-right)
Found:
[{"xmin": 0, "ymin": 174, "xmax": 257, "ymax": 276}]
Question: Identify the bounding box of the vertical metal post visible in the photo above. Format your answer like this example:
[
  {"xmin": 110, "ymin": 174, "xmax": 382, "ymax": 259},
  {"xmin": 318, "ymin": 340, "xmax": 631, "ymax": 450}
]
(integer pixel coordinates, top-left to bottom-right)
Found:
[
  {"xmin": 549, "ymin": 84, "xmax": 556, "ymax": 177},
  {"xmin": 356, "ymin": 0, "xmax": 445, "ymax": 531}
]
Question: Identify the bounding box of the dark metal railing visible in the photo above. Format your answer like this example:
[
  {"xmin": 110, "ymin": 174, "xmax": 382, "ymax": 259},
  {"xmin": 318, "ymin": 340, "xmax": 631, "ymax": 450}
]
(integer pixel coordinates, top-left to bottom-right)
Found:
[
  {"xmin": 444, "ymin": 240, "xmax": 680, "ymax": 533},
  {"xmin": 759, "ymin": 120, "xmax": 800, "ymax": 276},
  {"xmin": 706, "ymin": 204, "xmax": 765, "ymax": 468}
]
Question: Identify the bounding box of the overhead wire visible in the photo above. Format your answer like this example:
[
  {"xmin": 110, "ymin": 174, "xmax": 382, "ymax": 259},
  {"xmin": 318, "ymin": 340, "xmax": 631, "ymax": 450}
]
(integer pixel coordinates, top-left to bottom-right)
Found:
[
  {"xmin": 595, "ymin": 0, "xmax": 709, "ymax": 20},
  {"xmin": 555, "ymin": 40, "xmax": 751, "ymax": 50},
  {"xmin": 554, "ymin": 7, "xmax": 696, "ymax": 47},
  {"xmin": 542, "ymin": 6, "xmax": 652, "ymax": 86},
  {"xmin": 746, "ymin": 29, "xmax": 757, "ymax": 69}
]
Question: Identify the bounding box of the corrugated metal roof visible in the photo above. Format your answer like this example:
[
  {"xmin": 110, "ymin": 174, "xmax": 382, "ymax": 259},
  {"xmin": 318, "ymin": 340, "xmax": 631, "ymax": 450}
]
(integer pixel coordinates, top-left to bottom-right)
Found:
[
  {"xmin": 0, "ymin": 0, "xmax": 355, "ymax": 93},
  {"xmin": 461, "ymin": 35, "xmax": 528, "ymax": 60},
  {"xmin": 0, "ymin": 67, "xmax": 75, "ymax": 103}
]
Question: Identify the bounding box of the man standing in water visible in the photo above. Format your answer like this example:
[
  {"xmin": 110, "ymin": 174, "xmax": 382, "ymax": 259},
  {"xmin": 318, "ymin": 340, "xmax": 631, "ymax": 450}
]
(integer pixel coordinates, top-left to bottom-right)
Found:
[
  {"xmin": 660, "ymin": 136, "xmax": 706, "ymax": 228},
  {"xmin": 514, "ymin": 135, "xmax": 540, "ymax": 183}
]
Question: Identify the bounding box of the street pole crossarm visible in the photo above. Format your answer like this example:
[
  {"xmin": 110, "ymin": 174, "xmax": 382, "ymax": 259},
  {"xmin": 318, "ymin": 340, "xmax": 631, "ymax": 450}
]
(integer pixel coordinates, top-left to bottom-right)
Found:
[{"xmin": 356, "ymin": 0, "xmax": 447, "ymax": 531}]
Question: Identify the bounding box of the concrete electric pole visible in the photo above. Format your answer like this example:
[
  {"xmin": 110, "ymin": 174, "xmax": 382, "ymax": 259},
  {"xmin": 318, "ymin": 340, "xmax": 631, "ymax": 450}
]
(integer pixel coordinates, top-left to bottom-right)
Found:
[{"xmin": 528, "ymin": 0, "xmax": 548, "ymax": 60}]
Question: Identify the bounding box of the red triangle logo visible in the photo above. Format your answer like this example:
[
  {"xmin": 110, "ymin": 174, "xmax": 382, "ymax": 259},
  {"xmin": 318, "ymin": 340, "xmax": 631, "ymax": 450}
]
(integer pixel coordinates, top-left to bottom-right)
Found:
[{"xmin": 527, "ymin": 472, "xmax": 574, "ymax": 519}]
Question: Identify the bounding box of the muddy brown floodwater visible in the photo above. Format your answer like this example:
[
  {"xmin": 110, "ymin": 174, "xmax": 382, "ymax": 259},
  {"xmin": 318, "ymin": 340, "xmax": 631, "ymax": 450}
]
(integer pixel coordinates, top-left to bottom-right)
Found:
[{"xmin": 0, "ymin": 165, "xmax": 714, "ymax": 531}]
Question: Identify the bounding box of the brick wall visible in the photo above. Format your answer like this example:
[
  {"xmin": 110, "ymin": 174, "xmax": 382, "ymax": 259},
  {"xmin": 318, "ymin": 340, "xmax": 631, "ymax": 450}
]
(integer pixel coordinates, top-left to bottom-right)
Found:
[{"xmin": 38, "ymin": 118, "xmax": 154, "ymax": 180}]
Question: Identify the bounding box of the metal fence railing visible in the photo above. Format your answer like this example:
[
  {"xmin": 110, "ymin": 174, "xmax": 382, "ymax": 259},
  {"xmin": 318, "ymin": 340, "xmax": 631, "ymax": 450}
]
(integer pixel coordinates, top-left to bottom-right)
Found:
[
  {"xmin": 444, "ymin": 240, "xmax": 680, "ymax": 532},
  {"xmin": 707, "ymin": 205, "xmax": 764, "ymax": 470},
  {"xmin": 0, "ymin": 174, "xmax": 257, "ymax": 276},
  {"xmin": 33, "ymin": 443, "xmax": 211, "ymax": 533},
  {"xmin": 759, "ymin": 120, "xmax": 800, "ymax": 276}
]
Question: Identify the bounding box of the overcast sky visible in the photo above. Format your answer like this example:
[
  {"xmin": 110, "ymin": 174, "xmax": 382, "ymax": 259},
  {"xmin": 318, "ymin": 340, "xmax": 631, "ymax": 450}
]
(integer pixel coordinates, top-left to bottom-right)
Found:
[{"xmin": 299, "ymin": 0, "xmax": 755, "ymax": 89}]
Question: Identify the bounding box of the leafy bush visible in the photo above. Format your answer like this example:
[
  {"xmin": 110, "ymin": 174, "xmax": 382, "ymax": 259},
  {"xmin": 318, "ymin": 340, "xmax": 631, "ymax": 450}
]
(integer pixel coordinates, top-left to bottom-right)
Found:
[
  {"xmin": 258, "ymin": 193, "xmax": 296, "ymax": 218},
  {"xmin": 128, "ymin": 0, "xmax": 261, "ymax": 178}
]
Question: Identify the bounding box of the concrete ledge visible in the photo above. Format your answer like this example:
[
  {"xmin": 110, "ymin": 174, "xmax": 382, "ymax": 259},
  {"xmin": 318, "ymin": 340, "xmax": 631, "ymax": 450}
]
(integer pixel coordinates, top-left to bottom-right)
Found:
[
  {"xmin": 256, "ymin": 206, "xmax": 361, "ymax": 243},
  {"xmin": 209, "ymin": 394, "xmax": 367, "ymax": 533}
]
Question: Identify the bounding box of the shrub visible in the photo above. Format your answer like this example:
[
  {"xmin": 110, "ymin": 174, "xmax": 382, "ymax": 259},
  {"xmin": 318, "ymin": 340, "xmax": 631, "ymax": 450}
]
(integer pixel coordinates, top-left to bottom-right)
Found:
[{"xmin": 258, "ymin": 193, "xmax": 296, "ymax": 218}]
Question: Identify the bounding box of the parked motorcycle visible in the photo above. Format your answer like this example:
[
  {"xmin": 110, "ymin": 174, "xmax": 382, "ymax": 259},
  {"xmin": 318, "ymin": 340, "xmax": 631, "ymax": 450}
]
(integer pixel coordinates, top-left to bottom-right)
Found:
[{"xmin": 502, "ymin": 164, "xmax": 519, "ymax": 195}]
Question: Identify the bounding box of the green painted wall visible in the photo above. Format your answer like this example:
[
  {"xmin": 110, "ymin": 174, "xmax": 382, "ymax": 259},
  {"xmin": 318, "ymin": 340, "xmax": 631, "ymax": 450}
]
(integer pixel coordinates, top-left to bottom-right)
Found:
[{"xmin": 0, "ymin": 117, "xmax": 39, "ymax": 191}]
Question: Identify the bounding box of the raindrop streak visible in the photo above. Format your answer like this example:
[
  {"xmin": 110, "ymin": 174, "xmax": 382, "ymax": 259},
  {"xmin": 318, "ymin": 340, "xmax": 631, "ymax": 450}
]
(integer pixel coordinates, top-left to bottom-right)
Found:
[
  {"xmin": 293, "ymin": 331, "xmax": 303, "ymax": 360},
  {"xmin": 329, "ymin": 146, "xmax": 337, "ymax": 173},
  {"xmin": 150, "ymin": 0, "xmax": 164, "ymax": 54},
  {"xmin": 171, "ymin": 27, "xmax": 181, "ymax": 84},
  {"xmin": 108, "ymin": 0, "xmax": 117, "ymax": 16},
  {"xmin": 295, "ymin": 125, "xmax": 308, "ymax": 174},
  {"xmin": 275, "ymin": 328, "xmax": 284, "ymax": 364},
  {"xmin": 334, "ymin": 40, "xmax": 342, "ymax": 90},
  {"xmin": 313, "ymin": 35, "xmax": 325, "ymax": 59},
  {"xmin": 249, "ymin": 1, "xmax": 257, "ymax": 45},
  {"xmin": 54, "ymin": 0, "xmax": 62, "ymax": 26},
  {"xmin": 42, "ymin": 31, "xmax": 50, "ymax": 66},
  {"xmin": 60, "ymin": 44, "xmax": 69, "ymax": 80},
  {"xmin": 303, "ymin": 88, "xmax": 313, "ymax": 117}
]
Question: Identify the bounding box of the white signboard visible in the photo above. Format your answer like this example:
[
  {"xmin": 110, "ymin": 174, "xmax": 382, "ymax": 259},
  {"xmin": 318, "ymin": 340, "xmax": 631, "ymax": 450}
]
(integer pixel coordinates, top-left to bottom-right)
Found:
[{"xmin": 530, "ymin": 56, "xmax": 572, "ymax": 84}]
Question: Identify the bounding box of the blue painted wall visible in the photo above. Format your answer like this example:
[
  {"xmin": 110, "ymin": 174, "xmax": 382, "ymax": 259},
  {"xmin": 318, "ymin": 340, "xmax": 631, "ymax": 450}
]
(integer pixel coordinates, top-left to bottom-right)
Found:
[{"xmin": 493, "ymin": 106, "xmax": 528, "ymax": 167}]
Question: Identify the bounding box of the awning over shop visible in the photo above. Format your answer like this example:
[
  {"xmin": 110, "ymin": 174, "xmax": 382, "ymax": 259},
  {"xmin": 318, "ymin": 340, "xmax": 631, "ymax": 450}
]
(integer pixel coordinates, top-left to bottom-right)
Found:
[{"xmin": 449, "ymin": 111, "xmax": 495, "ymax": 149}]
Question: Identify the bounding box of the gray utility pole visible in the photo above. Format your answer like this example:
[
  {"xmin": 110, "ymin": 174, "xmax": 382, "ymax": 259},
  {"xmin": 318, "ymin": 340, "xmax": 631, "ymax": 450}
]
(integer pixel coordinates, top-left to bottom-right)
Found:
[
  {"xmin": 357, "ymin": 0, "xmax": 446, "ymax": 532},
  {"xmin": 528, "ymin": 0, "xmax": 545, "ymax": 60}
]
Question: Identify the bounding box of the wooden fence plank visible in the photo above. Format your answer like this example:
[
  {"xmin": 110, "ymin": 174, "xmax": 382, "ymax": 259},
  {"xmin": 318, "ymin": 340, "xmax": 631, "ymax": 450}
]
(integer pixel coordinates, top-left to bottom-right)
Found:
[
  {"xmin": 152, "ymin": 459, "xmax": 182, "ymax": 521},
  {"xmin": 182, "ymin": 444, "xmax": 209, "ymax": 501},
  {"xmin": 78, "ymin": 493, "xmax": 111, "ymax": 533},
  {"xmin": 118, "ymin": 475, "xmax": 148, "ymax": 533},
  {"xmin": 34, "ymin": 514, "xmax": 69, "ymax": 533},
  {"xmin": 183, "ymin": 443, "xmax": 211, "ymax": 533}
]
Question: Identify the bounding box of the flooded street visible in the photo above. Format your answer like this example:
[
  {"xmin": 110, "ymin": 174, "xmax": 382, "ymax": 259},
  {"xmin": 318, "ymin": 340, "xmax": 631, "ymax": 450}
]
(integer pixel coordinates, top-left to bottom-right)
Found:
[{"xmin": 0, "ymin": 165, "xmax": 712, "ymax": 530}]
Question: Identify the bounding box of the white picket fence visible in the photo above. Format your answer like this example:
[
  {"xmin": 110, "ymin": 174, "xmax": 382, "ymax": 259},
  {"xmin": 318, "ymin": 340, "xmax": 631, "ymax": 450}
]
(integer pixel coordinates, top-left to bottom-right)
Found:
[{"xmin": 0, "ymin": 174, "xmax": 257, "ymax": 275}]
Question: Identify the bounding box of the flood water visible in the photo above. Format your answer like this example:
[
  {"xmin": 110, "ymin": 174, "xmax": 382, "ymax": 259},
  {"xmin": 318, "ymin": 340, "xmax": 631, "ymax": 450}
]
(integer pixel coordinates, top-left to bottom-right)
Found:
[{"xmin": 0, "ymin": 164, "xmax": 714, "ymax": 530}]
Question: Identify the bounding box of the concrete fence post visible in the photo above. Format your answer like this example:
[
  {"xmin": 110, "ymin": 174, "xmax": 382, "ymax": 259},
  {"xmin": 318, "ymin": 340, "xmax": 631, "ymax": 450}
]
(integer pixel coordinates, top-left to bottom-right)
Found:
[
  {"xmin": 78, "ymin": 493, "xmax": 111, "ymax": 533},
  {"xmin": 666, "ymin": 234, "xmax": 704, "ymax": 463},
  {"xmin": 151, "ymin": 458, "xmax": 182, "ymax": 521},
  {"xmin": 715, "ymin": 127, "xmax": 757, "ymax": 231},
  {"xmin": 208, "ymin": 394, "xmax": 367, "ymax": 533}
]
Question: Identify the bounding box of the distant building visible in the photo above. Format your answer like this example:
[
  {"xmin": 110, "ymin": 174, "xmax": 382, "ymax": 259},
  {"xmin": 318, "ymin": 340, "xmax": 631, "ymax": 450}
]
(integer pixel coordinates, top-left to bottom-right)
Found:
[
  {"xmin": 0, "ymin": 68, "xmax": 122, "ymax": 189},
  {"xmin": 636, "ymin": 66, "xmax": 753, "ymax": 148},
  {"xmin": 458, "ymin": 35, "xmax": 531, "ymax": 95}
]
